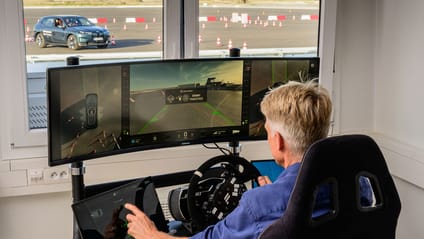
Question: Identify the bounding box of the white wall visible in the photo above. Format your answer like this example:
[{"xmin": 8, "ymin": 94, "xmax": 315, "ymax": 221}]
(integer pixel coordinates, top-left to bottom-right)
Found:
[
  {"xmin": 333, "ymin": 0, "xmax": 376, "ymax": 133},
  {"xmin": 334, "ymin": 0, "xmax": 424, "ymax": 238},
  {"xmin": 0, "ymin": 191, "xmax": 73, "ymax": 238},
  {"xmin": 374, "ymin": 0, "xmax": 424, "ymax": 237},
  {"xmin": 374, "ymin": 0, "xmax": 424, "ymax": 148}
]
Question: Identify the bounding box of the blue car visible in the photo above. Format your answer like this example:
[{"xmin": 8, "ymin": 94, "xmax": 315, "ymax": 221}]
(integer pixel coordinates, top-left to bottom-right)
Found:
[{"xmin": 33, "ymin": 15, "xmax": 111, "ymax": 50}]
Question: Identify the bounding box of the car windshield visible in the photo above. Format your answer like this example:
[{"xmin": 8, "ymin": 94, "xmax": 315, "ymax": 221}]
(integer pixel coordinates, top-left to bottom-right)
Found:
[{"xmin": 63, "ymin": 16, "xmax": 94, "ymax": 27}]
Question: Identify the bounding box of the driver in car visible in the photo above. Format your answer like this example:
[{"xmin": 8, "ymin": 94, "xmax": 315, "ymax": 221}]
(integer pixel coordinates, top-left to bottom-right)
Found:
[
  {"xmin": 55, "ymin": 18, "xmax": 63, "ymax": 27},
  {"xmin": 124, "ymin": 81, "xmax": 334, "ymax": 239}
]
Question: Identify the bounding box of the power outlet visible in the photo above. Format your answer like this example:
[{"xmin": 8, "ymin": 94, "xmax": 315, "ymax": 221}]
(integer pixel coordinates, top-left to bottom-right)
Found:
[
  {"xmin": 43, "ymin": 167, "xmax": 70, "ymax": 184},
  {"xmin": 27, "ymin": 167, "xmax": 70, "ymax": 185}
]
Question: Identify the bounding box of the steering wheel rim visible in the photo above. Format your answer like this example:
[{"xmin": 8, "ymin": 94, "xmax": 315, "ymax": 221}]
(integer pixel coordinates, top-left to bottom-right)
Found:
[{"xmin": 186, "ymin": 154, "xmax": 261, "ymax": 233}]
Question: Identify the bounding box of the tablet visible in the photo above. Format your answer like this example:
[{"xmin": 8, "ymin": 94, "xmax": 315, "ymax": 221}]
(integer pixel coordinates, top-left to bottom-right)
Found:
[
  {"xmin": 72, "ymin": 177, "xmax": 168, "ymax": 239},
  {"xmin": 251, "ymin": 159, "xmax": 284, "ymax": 188}
]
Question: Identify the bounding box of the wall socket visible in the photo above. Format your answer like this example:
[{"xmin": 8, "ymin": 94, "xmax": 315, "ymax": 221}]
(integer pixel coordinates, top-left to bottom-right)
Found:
[{"xmin": 28, "ymin": 167, "xmax": 70, "ymax": 185}]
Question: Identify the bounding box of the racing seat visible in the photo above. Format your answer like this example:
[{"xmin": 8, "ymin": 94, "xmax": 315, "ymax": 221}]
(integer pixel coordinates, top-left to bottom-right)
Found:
[{"xmin": 258, "ymin": 134, "xmax": 401, "ymax": 239}]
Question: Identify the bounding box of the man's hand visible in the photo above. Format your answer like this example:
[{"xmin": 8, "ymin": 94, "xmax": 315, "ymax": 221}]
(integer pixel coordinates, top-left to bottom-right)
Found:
[
  {"xmin": 125, "ymin": 203, "xmax": 159, "ymax": 239},
  {"xmin": 125, "ymin": 204, "xmax": 188, "ymax": 239},
  {"xmin": 257, "ymin": 176, "xmax": 272, "ymax": 186}
]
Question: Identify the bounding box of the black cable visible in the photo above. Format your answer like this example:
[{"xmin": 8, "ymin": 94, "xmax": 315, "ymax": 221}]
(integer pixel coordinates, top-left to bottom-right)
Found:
[{"xmin": 201, "ymin": 142, "xmax": 232, "ymax": 155}]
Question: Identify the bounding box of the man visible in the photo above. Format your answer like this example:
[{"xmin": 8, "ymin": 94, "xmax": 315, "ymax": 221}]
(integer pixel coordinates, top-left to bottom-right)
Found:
[{"xmin": 125, "ymin": 81, "xmax": 333, "ymax": 239}]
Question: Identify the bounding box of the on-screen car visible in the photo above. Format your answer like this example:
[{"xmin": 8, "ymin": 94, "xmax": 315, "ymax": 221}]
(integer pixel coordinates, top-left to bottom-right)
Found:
[{"xmin": 33, "ymin": 15, "xmax": 111, "ymax": 50}]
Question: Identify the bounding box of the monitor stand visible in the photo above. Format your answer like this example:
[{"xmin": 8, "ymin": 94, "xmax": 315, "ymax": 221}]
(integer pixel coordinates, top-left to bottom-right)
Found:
[
  {"xmin": 228, "ymin": 140, "xmax": 241, "ymax": 156},
  {"xmin": 70, "ymin": 161, "xmax": 86, "ymax": 239}
]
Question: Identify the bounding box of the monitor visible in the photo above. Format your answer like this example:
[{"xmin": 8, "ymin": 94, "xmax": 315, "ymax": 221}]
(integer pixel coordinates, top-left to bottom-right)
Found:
[
  {"xmin": 244, "ymin": 57, "xmax": 319, "ymax": 139},
  {"xmin": 47, "ymin": 57, "xmax": 319, "ymax": 166},
  {"xmin": 121, "ymin": 59, "xmax": 247, "ymax": 150},
  {"xmin": 47, "ymin": 58, "xmax": 248, "ymax": 166}
]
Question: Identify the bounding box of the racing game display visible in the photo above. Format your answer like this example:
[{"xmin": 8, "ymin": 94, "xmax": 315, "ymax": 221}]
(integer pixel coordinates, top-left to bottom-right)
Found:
[
  {"xmin": 246, "ymin": 58, "xmax": 319, "ymax": 138},
  {"xmin": 47, "ymin": 57, "xmax": 319, "ymax": 166},
  {"xmin": 123, "ymin": 60, "xmax": 246, "ymax": 148},
  {"xmin": 48, "ymin": 64, "xmax": 123, "ymax": 165}
]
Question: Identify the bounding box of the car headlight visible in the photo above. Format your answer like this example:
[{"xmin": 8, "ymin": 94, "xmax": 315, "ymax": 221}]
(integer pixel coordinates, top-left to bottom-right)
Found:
[{"xmin": 78, "ymin": 31, "xmax": 92, "ymax": 35}]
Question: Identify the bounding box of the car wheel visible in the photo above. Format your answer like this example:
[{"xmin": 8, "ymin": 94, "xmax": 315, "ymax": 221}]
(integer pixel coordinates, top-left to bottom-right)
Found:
[
  {"xmin": 97, "ymin": 44, "xmax": 108, "ymax": 49},
  {"xmin": 67, "ymin": 35, "xmax": 80, "ymax": 50},
  {"xmin": 35, "ymin": 33, "xmax": 47, "ymax": 48}
]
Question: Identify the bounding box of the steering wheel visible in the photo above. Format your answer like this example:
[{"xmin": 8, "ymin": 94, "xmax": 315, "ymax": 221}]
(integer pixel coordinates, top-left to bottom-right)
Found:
[{"xmin": 186, "ymin": 154, "xmax": 261, "ymax": 233}]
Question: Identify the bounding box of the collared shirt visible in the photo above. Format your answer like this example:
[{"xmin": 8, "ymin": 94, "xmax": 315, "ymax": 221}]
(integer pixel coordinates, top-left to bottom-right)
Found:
[
  {"xmin": 190, "ymin": 163, "xmax": 302, "ymax": 239},
  {"xmin": 190, "ymin": 162, "xmax": 374, "ymax": 239}
]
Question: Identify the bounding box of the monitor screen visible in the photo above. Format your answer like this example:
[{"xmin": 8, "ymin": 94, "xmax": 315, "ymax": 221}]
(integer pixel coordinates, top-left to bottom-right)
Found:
[
  {"xmin": 48, "ymin": 58, "xmax": 248, "ymax": 166},
  {"xmin": 245, "ymin": 58, "xmax": 319, "ymax": 139},
  {"xmin": 47, "ymin": 57, "xmax": 319, "ymax": 166},
  {"xmin": 48, "ymin": 63, "xmax": 124, "ymax": 165},
  {"xmin": 122, "ymin": 59, "xmax": 247, "ymax": 149}
]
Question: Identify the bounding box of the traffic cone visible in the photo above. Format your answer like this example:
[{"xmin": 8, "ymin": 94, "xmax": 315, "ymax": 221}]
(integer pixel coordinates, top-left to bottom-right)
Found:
[
  {"xmin": 145, "ymin": 24, "xmax": 149, "ymax": 30},
  {"xmin": 157, "ymin": 35, "xmax": 162, "ymax": 44},
  {"xmin": 111, "ymin": 35, "xmax": 116, "ymax": 46},
  {"xmin": 242, "ymin": 41, "xmax": 247, "ymax": 50},
  {"xmin": 113, "ymin": 17, "xmax": 116, "ymax": 23},
  {"xmin": 123, "ymin": 24, "xmax": 127, "ymax": 30},
  {"xmin": 228, "ymin": 39, "xmax": 233, "ymax": 49},
  {"xmin": 198, "ymin": 34, "xmax": 202, "ymax": 43},
  {"xmin": 216, "ymin": 37, "xmax": 221, "ymax": 46}
]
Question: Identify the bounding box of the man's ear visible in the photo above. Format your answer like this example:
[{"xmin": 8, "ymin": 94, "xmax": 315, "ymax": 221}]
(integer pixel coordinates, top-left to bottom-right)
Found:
[{"xmin": 275, "ymin": 132, "xmax": 285, "ymax": 151}]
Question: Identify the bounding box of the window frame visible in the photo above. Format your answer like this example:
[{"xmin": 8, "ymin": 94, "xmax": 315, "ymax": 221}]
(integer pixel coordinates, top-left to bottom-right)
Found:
[{"xmin": 0, "ymin": 0, "xmax": 336, "ymax": 160}]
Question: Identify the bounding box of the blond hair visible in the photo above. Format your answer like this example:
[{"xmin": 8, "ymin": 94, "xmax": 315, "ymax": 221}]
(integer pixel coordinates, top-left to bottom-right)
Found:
[{"xmin": 260, "ymin": 81, "xmax": 332, "ymax": 156}]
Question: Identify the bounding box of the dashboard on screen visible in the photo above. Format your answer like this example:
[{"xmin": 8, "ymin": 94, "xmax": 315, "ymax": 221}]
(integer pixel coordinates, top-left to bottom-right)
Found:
[{"xmin": 47, "ymin": 57, "xmax": 319, "ymax": 166}]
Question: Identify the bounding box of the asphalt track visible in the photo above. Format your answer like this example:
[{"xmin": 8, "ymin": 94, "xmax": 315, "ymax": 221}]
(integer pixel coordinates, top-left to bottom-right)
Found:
[{"xmin": 24, "ymin": 5, "xmax": 319, "ymax": 55}]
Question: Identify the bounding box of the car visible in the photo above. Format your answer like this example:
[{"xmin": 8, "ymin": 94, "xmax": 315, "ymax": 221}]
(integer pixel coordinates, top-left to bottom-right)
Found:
[
  {"xmin": 85, "ymin": 93, "xmax": 98, "ymax": 129},
  {"xmin": 33, "ymin": 15, "xmax": 111, "ymax": 50}
]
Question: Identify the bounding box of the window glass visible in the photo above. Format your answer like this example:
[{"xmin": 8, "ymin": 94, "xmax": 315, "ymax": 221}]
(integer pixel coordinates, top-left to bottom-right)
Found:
[
  {"xmin": 198, "ymin": 0, "xmax": 320, "ymax": 57},
  {"xmin": 23, "ymin": 0, "xmax": 164, "ymax": 129},
  {"xmin": 22, "ymin": 0, "xmax": 320, "ymax": 131}
]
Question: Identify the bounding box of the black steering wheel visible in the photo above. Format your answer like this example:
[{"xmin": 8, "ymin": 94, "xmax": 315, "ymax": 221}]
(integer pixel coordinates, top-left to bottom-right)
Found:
[{"xmin": 186, "ymin": 154, "xmax": 261, "ymax": 233}]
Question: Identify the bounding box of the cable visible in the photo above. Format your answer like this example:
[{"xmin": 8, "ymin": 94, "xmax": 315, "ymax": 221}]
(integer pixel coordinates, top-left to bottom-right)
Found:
[{"xmin": 201, "ymin": 142, "xmax": 232, "ymax": 155}]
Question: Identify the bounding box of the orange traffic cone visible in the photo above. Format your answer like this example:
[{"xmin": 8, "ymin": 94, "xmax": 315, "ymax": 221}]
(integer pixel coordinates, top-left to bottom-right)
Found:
[
  {"xmin": 216, "ymin": 37, "xmax": 221, "ymax": 46},
  {"xmin": 228, "ymin": 39, "xmax": 233, "ymax": 49},
  {"xmin": 111, "ymin": 36, "xmax": 116, "ymax": 46}
]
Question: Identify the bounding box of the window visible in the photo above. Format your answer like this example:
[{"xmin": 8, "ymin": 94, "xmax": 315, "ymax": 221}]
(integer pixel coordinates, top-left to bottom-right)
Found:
[
  {"xmin": 24, "ymin": 0, "xmax": 164, "ymax": 132},
  {"xmin": 5, "ymin": 0, "xmax": 329, "ymax": 158},
  {"xmin": 198, "ymin": 0, "xmax": 320, "ymax": 57}
]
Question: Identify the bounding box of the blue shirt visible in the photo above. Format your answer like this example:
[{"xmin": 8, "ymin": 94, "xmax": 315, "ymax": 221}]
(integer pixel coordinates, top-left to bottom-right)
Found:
[
  {"xmin": 191, "ymin": 163, "xmax": 302, "ymax": 239},
  {"xmin": 190, "ymin": 163, "xmax": 374, "ymax": 239}
]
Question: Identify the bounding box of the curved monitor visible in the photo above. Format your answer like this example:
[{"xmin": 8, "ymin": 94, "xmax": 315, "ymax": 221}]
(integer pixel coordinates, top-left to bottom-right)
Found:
[{"xmin": 47, "ymin": 57, "xmax": 319, "ymax": 166}]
